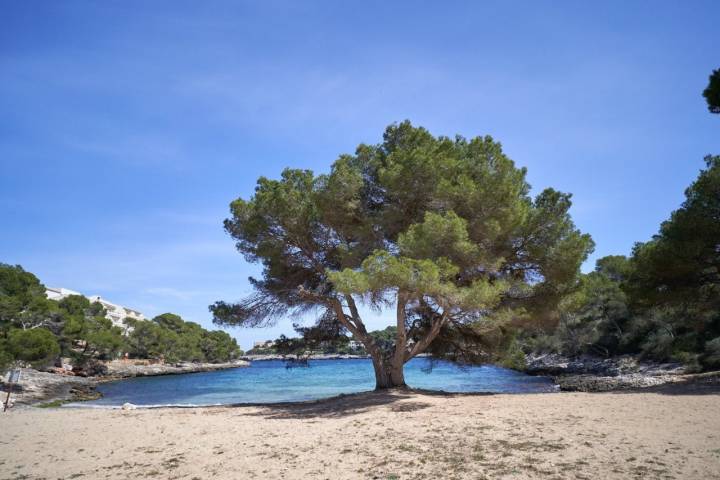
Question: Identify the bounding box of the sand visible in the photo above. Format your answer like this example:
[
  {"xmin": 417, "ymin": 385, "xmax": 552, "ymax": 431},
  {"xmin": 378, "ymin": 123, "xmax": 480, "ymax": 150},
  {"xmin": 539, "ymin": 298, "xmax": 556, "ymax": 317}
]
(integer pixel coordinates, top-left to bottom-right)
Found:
[{"xmin": 2, "ymin": 387, "xmax": 719, "ymax": 480}]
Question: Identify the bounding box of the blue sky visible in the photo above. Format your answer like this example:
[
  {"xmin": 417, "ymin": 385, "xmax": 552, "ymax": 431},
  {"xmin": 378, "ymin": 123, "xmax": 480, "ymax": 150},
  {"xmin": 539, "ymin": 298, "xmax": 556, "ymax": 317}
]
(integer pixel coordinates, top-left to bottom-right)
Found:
[{"xmin": 1, "ymin": 1, "xmax": 718, "ymax": 350}]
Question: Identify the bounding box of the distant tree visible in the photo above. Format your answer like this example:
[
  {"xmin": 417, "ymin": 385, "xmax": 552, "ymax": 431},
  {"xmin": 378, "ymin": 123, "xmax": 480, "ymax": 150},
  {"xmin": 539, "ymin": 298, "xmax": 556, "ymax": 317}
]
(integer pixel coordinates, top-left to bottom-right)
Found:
[
  {"xmin": 57, "ymin": 295, "xmax": 124, "ymax": 363},
  {"xmin": 369, "ymin": 326, "xmax": 398, "ymax": 351},
  {"xmin": 126, "ymin": 320, "xmax": 181, "ymax": 362},
  {"xmin": 200, "ymin": 330, "xmax": 242, "ymax": 362},
  {"xmin": 703, "ymin": 68, "xmax": 720, "ymax": 114},
  {"xmin": 126, "ymin": 313, "xmax": 241, "ymax": 363},
  {"xmin": 153, "ymin": 313, "xmax": 186, "ymax": 333},
  {"xmin": 211, "ymin": 122, "xmax": 593, "ymax": 388},
  {"xmin": 556, "ymin": 260, "xmax": 630, "ymax": 357}
]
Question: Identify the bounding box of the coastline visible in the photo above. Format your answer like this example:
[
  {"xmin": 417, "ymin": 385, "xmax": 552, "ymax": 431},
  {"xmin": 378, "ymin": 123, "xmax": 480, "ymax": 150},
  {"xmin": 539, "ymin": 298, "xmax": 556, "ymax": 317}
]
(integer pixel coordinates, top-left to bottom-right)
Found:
[
  {"xmin": 6, "ymin": 353, "xmax": 720, "ymax": 408},
  {"xmin": 523, "ymin": 353, "xmax": 720, "ymax": 392},
  {"xmin": 2, "ymin": 360, "xmax": 250, "ymax": 407}
]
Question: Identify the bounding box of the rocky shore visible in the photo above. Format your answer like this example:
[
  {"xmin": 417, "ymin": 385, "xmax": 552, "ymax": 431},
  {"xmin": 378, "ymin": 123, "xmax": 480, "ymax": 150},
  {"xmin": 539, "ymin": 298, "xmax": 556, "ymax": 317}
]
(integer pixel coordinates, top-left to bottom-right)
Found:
[
  {"xmin": 1, "ymin": 360, "xmax": 250, "ymax": 407},
  {"xmin": 0, "ymin": 368, "xmax": 100, "ymax": 406},
  {"xmin": 103, "ymin": 359, "xmax": 250, "ymax": 378},
  {"xmin": 524, "ymin": 353, "xmax": 720, "ymax": 391}
]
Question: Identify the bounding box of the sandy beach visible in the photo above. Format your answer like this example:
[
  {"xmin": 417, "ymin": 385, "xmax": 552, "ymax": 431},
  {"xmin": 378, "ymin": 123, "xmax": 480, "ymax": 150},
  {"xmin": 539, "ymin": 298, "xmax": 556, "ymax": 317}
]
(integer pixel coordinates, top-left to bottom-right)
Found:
[{"xmin": 2, "ymin": 384, "xmax": 720, "ymax": 480}]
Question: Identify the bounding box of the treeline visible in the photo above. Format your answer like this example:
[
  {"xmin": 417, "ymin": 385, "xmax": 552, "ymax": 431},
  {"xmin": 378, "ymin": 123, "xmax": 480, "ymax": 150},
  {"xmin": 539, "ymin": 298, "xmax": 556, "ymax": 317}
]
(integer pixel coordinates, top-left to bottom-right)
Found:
[
  {"xmin": 521, "ymin": 155, "xmax": 720, "ymax": 371},
  {"xmin": 0, "ymin": 265, "xmax": 242, "ymax": 373}
]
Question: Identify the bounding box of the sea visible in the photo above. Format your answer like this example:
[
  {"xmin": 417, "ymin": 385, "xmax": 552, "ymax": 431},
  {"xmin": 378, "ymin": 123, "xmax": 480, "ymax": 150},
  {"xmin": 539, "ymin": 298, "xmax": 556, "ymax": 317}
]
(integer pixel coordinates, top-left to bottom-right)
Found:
[{"xmin": 72, "ymin": 357, "xmax": 556, "ymax": 407}]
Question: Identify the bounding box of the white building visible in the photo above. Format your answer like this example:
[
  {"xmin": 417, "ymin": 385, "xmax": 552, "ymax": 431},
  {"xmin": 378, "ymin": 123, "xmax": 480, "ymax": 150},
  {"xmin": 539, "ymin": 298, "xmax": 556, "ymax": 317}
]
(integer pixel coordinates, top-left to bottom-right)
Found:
[
  {"xmin": 45, "ymin": 287, "xmax": 146, "ymax": 334},
  {"xmin": 45, "ymin": 287, "xmax": 83, "ymax": 301},
  {"xmin": 253, "ymin": 340, "xmax": 275, "ymax": 349}
]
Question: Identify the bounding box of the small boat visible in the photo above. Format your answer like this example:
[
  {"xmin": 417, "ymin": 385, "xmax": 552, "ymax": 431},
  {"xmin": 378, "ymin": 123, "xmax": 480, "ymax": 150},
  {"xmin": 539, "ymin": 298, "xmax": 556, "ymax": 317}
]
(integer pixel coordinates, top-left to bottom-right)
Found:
[{"xmin": 284, "ymin": 357, "xmax": 310, "ymax": 369}]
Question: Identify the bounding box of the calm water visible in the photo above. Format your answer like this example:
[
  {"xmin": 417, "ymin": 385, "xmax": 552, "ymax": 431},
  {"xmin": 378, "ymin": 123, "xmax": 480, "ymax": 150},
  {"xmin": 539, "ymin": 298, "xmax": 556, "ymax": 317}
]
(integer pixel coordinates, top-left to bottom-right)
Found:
[{"xmin": 77, "ymin": 358, "xmax": 556, "ymax": 407}]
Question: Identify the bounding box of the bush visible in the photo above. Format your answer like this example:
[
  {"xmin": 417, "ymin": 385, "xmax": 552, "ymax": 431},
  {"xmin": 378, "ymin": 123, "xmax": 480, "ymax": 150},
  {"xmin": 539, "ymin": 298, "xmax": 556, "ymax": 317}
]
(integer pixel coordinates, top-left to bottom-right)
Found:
[
  {"xmin": 702, "ymin": 337, "xmax": 720, "ymax": 369},
  {"xmin": 671, "ymin": 351, "xmax": 702, "ymax": 373},
  {"xmin": 0, "ymin": 343, "xmax": 12, "ymax": 374},
  {"xmin": 6, "ymin": 328, "xmax": 60, "ymax": 368},
  {"xmin": 499, "ymin": 339, "xmax": 527, "ymax": 371}
]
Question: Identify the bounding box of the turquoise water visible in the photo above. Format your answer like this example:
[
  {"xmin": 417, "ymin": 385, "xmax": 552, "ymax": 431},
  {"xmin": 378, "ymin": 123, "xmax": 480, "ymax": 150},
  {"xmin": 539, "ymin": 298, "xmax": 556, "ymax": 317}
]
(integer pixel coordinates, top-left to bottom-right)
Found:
[{"xmin": 78, "ymin": 358, "xmax": 556, "ymax": 407}]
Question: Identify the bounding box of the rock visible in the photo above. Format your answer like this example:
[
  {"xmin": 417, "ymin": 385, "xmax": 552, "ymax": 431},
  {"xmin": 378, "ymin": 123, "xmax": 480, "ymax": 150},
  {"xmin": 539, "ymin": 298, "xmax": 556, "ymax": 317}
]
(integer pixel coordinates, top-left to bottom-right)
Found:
[
  {"xmin": 103, "ymin": 360, "xmax": 250, "ymax": 378},
  {"xmin": 1, "ymin": 368, "xmax": 97, "ymax": 406},
  {"xmin": 122, "ymin": 402, "xmax": 137, "ymax": 410},
  {"xmin": 525, "ymin": 353, "xmax": 693, "ymax": 392},
  {"xmin": 73, "ymin": 359, "xmax": 108, "ymax": 377}
]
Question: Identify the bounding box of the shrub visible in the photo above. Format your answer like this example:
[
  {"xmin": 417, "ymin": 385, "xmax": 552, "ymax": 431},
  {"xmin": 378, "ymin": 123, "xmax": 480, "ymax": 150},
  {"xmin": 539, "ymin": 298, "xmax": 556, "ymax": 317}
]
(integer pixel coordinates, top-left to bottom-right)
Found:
[
  {"xmin": 702, "ymin": 337, "xmax": 720, "ymax": 369},
  {"xmin": 6, "ymin": 328, "xmax": 60, "ymax": 368}
]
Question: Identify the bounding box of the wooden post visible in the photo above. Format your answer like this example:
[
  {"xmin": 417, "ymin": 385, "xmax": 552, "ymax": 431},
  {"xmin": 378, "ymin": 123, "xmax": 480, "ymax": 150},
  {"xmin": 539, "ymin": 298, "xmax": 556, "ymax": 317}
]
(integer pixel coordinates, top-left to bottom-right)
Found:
[
  {"xmin": 2, "ymin": 385, "xmax": 11, "ymax": 412},
  {"xmin": 3, "ymin": 370, "xmax": 20, "ymax": 412}
]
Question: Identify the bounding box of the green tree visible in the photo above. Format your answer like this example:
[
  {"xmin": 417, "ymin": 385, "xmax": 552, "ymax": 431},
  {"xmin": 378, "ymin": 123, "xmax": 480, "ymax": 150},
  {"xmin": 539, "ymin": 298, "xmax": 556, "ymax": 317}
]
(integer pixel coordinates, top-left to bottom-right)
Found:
[
  {"xmin": 624, "ymin": 155, "xmax": 720, "ymax": 367},
  {"xmin": 703, "ymin": 68, "xmax": 720, "ymax": 114},
  {"xmin": 57, "ymin": 295, "xmax": 124, "ymax": 362},
  {"xmin": 551, "ymin": 258, "xmax": 631, "ymax": 357},
  {"xmin": 211, "ymin": 122, "xmax": 593, "ymax": 388},
  {"xmin": 6, "ymin": 328, "xmax": 60, "ymax": 368},
  {"xmin": 153, "ymin": 313, "xmax": 186, "ymax": 333},
  {"xmin": 126, "ymin": 320, "xmax": 181, "ymax": 362},
  {"xmin": 126, "ymin": 313, "xmax": 240, "ymax": 363},
  {"xmin": 0, "ymin": 264, "xmax": 58, "ymax": 332},
  {"xmin": 200, "ymin": 330, "xmax": 242, "ymax": 363},
  {"xmin": 0, "ymin": 340, "xmax": 13, "ymax": 373},
  {"xmin": 155, "ymin": 314, "xmax": 205, "ymax": 361}
]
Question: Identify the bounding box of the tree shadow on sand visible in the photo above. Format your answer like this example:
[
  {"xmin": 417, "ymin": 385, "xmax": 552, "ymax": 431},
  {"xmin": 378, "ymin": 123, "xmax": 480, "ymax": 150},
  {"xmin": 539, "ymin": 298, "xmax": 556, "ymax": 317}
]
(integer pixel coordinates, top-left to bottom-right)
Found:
[{"xmin": 234, "ymin": 387, "xmax": 492, "ymax": 420}]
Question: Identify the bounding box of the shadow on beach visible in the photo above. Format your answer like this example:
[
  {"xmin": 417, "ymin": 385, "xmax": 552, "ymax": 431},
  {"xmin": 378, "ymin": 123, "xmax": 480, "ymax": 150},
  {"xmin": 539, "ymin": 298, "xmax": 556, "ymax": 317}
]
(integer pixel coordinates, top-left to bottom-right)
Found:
[{"xmin": 233, "ymin": 387, "xmax": 492, "ymax": 420}]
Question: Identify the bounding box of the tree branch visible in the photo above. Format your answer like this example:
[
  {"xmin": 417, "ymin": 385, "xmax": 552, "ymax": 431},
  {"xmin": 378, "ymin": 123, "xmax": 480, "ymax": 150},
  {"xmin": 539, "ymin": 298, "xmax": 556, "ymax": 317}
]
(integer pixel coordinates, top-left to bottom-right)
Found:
[{"xmin": 405, "ymin": 306, "xmax": 450, "ymax": 361}]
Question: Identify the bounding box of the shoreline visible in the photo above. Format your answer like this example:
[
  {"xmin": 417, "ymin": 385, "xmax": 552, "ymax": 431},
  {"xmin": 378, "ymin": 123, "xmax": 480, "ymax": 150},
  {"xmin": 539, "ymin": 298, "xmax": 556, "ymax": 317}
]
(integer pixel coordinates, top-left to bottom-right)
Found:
[
  {"xmin": 1, "ymin": 360, "xmax": 250, "ymax": 407},
  {"xmin": 5, "ymin": 354, "xmax": 720, "ymax": 408},
  {"xmin": 523, "ymin": 353, "xmax": 715, "ymax": 392}
]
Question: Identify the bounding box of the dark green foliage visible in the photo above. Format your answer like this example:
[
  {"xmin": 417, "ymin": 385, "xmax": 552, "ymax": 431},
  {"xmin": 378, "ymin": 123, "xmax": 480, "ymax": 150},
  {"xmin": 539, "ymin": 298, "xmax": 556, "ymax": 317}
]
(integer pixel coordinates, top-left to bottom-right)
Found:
[
  {"xmin": 524, "ymin": 156, "xmax": 720, "ymax": 371},
  {"xmin": 200, "ymin": 330, "xmax": 243, "ymax": 362},
  {"xmin": 272, "ymin": 316, "xmax": 350, "ymax": 357},
  {"xmin": 125, "ymin": 313, "xmax": 242, "ymax": 363},
  {"xmin": 0, "ymin": 345, "xmax": 11, "ymax": 372},
  {"xmin": 57, "ymin": 295, "xmax": 125, "ymax": 364},
  {"xmin": 124, "ymin": 320, "xmax": 179, "ymax": 361},
  {"xmin": 369, "ymin": 327, "xmax": 397, "ymax": 349},
  {"xmin": 624, "ymin": 156, "xmax": 720, "ymax": 368},
  {"xmin": 6, "ymin": 328, "xmax": 60, "ymax": 368},
  {"xmin": 703, "ymin": 68, "xmax": 720, "ymax": 114},
  {"xmin": 0, "ymin": 264, "xmax": 57, "ymax": 332}
]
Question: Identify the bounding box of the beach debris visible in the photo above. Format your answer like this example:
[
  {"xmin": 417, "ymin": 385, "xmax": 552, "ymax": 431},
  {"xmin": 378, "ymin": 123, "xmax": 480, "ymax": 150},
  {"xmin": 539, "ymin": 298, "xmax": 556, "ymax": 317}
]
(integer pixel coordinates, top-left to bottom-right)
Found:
[{"xmin": 122, "ymin": 402, "xmax": 137, "ymax": 410}]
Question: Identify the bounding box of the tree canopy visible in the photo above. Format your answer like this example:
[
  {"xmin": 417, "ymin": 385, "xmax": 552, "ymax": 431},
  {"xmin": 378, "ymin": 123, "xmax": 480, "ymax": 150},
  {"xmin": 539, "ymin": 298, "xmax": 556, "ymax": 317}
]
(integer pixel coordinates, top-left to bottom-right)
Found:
[
  {"xmin": 703, "ymin": 68, "xmax": 720, "ymax": 114},
  {"xmin": 212, "ymin": 121, "xmax": 593, "ymax": 388}
]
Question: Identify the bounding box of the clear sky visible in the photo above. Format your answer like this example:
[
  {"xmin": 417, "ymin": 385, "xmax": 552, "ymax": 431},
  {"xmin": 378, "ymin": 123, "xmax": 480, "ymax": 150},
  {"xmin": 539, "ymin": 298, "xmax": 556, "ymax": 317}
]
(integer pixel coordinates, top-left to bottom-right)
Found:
[{"xmin": 1, "ymin": 1, "xmax": 718, "ymax": 350}]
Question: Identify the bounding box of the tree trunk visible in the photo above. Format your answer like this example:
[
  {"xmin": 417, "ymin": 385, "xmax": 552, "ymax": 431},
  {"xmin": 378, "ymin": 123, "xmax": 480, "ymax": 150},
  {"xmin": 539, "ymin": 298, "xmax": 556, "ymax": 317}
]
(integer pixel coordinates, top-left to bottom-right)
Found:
[{"xmin": 369, "ymin": 349, "xmax": 406, "ymax": 389}]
